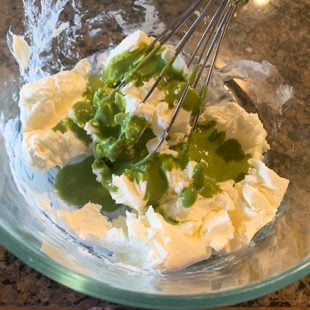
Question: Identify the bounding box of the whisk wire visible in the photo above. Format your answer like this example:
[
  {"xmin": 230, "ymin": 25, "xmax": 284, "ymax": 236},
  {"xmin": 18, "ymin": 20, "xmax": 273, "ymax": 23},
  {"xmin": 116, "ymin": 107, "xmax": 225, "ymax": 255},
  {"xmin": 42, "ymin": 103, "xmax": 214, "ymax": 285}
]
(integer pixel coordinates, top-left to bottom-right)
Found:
[
  {"xmin": 187, "ymin": 0, "xmax": 225, "ymax": 67},
  {"xmin": 135, "ymin": 0, "xmax": 248, "ymax": 162},
  {"xmin": 201, "ymin": 2, "xmax": 236, "ymax": 87},
  {"xmin": 192, "ymin": 0, "xmax": 230, "ymax": 87},
  {"xmin": 131, "ymin": 0, "xmax": 203, "ymax": 84},
  {"xmin": 141, "ymin": 0, "xmax": 213, "ymax": 104},
  {"xmin": 156, "ymin": 0, "xmax": 203, "ymax": 45}
]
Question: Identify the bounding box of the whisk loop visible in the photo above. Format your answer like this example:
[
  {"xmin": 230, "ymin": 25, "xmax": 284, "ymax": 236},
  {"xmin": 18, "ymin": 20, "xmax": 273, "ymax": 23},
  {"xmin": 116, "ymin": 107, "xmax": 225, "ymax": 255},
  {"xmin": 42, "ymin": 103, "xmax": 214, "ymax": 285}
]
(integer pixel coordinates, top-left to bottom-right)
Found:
[{"xmin": 133, "ymin": 0, "xmax": 248, "ymax": 163}]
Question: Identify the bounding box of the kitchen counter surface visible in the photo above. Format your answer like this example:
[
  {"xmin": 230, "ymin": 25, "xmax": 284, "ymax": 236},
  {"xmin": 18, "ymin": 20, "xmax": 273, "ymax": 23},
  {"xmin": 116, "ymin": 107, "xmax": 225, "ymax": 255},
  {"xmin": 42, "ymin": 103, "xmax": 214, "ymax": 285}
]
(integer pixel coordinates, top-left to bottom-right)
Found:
[{"xmin": 0, "ymin": 0, "xmax": 309, "ymax": 308}]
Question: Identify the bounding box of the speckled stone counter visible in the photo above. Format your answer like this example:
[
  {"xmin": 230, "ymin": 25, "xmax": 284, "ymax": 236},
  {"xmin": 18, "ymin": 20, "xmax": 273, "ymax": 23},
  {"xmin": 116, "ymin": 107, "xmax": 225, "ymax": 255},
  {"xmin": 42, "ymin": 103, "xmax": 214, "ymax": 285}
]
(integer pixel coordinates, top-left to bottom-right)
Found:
[{"xmin": 0, "ymin": 0, "xmax": 309, "ymax": 308}]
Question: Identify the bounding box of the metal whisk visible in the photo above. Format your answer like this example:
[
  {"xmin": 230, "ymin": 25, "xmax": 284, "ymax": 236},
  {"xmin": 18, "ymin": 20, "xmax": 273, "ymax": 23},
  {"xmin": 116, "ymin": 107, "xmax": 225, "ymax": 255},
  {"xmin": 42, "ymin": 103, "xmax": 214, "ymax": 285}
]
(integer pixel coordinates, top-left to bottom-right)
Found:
[{"xmin": 135, "ymin": 0, "xmax": 248, "ymax": 157}]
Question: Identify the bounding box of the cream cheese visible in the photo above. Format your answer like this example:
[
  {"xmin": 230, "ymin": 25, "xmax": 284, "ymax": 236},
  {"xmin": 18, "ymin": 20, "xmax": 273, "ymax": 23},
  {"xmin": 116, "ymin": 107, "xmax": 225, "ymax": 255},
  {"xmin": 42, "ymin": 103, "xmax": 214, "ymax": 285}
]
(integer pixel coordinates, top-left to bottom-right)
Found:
[
  {"xmin": 200, "ymin": 102, "xmax": 270, "ymax": 159},
  {"xmin": 110, "ymin": 174, "xmax": 147, "ymax": 213},
  {"xmin": 59, "ymin": 203, "xmax": 212, "ymax": 271},
  {"xmin": 59, "ymin": 153, "xmax": 289, "ymax": 271},
  {"xmin": 19, "ymin": 59, "xmax": 90, "ymax": 132},
  {"xmin": 104, "ymin": 30, "xmax": 154, "ymax": 66},
  {"xmin": 20, "ymin": 59, "xmax": 91, "ymax": 169},
  {"xmin": 16, "ymin": 30, "xmax": 289, "ymax": 272},
  {"xmin": 22, "ymin": 129, "xmax": 90, "ymax": 170},
  {"xmin": 11, "ymin": 34, "xmax": 31, "ymax": 70}
]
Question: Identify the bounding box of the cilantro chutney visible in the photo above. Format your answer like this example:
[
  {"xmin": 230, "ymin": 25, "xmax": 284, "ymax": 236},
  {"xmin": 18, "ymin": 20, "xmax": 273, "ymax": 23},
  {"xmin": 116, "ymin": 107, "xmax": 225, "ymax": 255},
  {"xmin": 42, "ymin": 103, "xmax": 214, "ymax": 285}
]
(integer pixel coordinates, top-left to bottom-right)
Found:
[
  {"xmin": 53, "ymin": 42, "xmax": 250, "ymax": 213},
  {"xmin": 54, "ymin": 121, "xmax": 249, "ymax": 211}
]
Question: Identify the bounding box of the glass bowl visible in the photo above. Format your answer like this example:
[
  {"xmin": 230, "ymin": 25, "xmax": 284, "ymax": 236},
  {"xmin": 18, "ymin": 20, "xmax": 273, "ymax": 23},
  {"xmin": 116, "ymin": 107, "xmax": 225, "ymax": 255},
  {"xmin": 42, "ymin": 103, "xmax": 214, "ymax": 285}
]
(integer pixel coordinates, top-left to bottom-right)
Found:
[{"xmin": 0, "ymin": 0, "xmax": 309, "ymax": 309}]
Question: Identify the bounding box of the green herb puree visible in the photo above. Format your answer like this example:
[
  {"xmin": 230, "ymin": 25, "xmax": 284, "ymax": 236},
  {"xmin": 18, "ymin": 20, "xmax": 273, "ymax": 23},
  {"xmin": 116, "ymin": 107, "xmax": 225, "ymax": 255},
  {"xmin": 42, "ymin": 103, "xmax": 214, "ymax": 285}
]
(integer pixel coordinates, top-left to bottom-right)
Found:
[{"xmin": 53, "ymin": 42, "xmax": 250, "ymax": 214}]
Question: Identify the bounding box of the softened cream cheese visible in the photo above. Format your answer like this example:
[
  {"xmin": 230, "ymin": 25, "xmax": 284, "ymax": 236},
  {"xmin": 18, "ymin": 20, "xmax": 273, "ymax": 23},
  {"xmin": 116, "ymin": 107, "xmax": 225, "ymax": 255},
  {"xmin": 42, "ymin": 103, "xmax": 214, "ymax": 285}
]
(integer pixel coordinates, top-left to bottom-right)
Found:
[{"xmin": 17, "ymin": 30, "xmax": 289, "ymax": 272}]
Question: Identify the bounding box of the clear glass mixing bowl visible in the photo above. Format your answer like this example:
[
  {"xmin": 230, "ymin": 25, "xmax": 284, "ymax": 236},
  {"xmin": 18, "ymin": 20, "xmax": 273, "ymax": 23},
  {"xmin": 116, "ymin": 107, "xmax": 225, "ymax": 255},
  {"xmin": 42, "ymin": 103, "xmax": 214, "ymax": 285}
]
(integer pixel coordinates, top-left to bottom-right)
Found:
[{"xmin": 0, "ymin": 0, "xmax": 309, "ymax": 309}]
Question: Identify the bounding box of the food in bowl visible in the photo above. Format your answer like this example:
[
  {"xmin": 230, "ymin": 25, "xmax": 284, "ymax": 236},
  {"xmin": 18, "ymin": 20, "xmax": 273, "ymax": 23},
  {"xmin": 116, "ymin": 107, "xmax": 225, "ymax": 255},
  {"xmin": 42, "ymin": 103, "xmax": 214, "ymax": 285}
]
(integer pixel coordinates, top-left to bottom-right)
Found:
[{"xmin": 11, "ymin": 30, "xmax": 289, "ymax": 271}]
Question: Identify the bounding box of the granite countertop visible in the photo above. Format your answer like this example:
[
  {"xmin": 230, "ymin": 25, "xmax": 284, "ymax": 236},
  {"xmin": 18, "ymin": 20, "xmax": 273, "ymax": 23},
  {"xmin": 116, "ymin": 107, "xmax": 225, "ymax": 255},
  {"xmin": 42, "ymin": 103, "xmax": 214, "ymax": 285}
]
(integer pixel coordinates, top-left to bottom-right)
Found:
[{"xmin": 0, "ymin": 0, "xmax": 309, "ymax": 308}]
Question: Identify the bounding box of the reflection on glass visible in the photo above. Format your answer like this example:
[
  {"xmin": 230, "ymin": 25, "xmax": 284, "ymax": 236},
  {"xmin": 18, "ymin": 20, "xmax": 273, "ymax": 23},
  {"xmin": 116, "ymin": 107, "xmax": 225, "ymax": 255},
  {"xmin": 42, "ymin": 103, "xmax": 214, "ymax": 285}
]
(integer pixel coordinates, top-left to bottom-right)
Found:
[{"xmin": 253, "ymin": 0, "xmax": 270, "ymax": 6}]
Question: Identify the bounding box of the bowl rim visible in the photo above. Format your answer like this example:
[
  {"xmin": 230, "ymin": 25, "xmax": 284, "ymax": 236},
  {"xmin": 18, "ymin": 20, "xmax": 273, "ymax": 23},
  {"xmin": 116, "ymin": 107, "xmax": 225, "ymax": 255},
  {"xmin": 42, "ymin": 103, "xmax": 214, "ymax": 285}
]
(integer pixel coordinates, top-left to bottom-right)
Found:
[{"xmin": 0, "ymin": 223, "xmax": 309, "ymax": 309}]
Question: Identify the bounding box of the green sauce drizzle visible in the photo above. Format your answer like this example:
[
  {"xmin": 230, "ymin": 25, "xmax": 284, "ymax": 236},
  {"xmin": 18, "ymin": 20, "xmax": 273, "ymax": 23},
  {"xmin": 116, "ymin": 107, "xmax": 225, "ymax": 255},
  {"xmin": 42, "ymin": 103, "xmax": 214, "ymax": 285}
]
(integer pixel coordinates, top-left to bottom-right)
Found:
[
  {"xmin": 52, "ymin": 42, "xmax": 250, "ymax": 215},
  {"xmin": 54, "ymin": 156, "xmax": 120, "ymax": 212}
]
